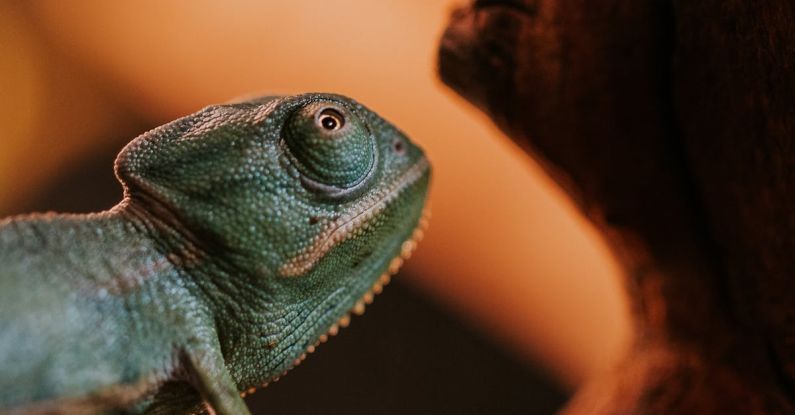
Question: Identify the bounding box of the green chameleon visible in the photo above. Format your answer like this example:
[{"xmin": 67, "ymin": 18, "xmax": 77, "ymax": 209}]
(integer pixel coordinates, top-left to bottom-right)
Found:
[{"xmin": 0, "ymin": 93, "xmax": 431, "ymax": 415}]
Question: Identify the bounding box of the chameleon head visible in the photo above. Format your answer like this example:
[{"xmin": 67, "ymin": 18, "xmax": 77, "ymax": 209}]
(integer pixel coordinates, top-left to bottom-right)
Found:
[{"xmin": 115, "ymin": 93, "xmax": 430, "ymax": 383}]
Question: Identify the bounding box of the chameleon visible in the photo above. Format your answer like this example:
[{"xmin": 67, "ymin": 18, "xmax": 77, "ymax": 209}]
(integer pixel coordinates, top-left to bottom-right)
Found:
[{"xmin": 0, "ymin": 93, "xmax": 431, "ymax": 415}]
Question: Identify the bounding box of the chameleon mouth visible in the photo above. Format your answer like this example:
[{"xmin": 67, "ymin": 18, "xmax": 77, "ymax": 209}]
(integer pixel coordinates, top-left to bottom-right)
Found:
[
  {"xmin": 279, "ymin": 158, "xmax": 430, "ymax": 277},
  {"xmin": 239, "ymin": 205, "xmax": 430, "ymax": 397}
]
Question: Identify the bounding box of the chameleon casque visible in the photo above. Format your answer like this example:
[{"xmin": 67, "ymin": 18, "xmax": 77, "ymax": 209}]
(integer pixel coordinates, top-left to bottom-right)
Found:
[{"xmin": 0, "ymin": 93, "xmax": 431, "ymax": 415}]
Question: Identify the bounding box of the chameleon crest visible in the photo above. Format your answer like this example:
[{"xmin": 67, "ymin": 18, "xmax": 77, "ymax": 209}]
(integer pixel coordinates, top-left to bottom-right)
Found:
[{"xmin": 0, "ymin": 93, "xmax": 430, "ymax": 415}]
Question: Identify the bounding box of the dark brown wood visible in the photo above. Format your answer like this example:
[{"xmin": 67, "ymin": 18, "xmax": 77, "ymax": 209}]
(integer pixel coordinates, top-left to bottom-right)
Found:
[{"xmin": 438, "ymin": 0, "xmax": 795, "ymax": 413}]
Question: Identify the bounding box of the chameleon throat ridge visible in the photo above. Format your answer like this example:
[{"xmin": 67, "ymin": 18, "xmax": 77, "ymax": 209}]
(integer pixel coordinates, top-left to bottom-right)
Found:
[{"xmin": 239, "ymin": 205, "xmax": 430, "ymax": 397}]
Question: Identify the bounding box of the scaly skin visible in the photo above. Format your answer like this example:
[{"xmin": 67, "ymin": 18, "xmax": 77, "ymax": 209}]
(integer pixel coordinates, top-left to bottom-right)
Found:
[{"xmin": 0, "ymin": 93, "xmax": 431, "ymax": 415}]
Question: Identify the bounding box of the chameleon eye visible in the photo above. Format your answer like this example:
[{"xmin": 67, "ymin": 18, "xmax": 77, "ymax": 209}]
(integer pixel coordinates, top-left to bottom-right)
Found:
[
  {"xmin": 284, "ymin": 101, "xmax": 375, "ymax": 190},
  {"xmin": 317, "ymin": 108, "xmax": 344, "ymax": 131}
]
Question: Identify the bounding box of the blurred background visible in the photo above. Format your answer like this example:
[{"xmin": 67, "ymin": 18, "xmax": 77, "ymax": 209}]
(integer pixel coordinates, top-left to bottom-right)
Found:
[{"xmin": 0, "ymin": 1, "xmax": 631, "ymax": 413}]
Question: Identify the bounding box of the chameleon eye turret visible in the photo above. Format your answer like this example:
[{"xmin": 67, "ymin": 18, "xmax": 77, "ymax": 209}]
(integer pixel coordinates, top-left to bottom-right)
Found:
[{"xmin": 284, "ymin": 100, "xmax": 376, "ymax": 191}]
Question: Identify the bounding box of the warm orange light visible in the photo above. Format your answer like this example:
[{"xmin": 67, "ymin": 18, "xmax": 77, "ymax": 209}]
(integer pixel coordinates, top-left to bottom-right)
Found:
[{"xmin": 2, "ymin": 0, "xmax": 630, "ymax": 387}]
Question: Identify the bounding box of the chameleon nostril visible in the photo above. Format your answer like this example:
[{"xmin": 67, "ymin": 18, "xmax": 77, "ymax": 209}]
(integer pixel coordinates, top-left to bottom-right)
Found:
[{"xmin": 393, "ymin": 140, "xmax": 405, "ymax": 155}]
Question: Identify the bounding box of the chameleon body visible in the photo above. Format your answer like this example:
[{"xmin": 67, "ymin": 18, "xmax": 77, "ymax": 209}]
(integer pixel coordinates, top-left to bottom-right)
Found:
[{"xmin": 0, "ymin": 93, "xmax": 431, "ymax": 415}]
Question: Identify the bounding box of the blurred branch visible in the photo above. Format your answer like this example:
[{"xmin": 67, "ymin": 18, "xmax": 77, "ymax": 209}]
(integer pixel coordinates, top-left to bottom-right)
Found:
[{"xmin": 438, "ymin": 0, "xmax": 795, "ymax": 413}]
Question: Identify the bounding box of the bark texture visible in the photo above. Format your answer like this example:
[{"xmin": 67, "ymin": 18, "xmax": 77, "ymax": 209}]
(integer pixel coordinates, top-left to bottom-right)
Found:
[{"xmin": 438, "ymin": 1, "xmax": 795, "ymax": 413}]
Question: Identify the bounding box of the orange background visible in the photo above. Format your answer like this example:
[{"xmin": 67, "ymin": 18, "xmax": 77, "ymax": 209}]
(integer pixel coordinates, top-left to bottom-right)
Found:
[{"xmin": 0, "ymin": 1, "xmax": 630, "ymax": 388}]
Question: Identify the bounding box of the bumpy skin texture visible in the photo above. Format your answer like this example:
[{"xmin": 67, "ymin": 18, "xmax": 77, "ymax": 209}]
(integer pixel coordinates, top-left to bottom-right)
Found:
[{"xmin": 0, "ymin": 93, "xmax": 431, "ymax": 415}]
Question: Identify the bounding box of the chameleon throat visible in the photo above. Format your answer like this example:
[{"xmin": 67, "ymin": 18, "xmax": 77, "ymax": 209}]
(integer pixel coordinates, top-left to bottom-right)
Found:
[{"xmin": 239, "ymin": 205, "xmax": 430, "ymax": 398}]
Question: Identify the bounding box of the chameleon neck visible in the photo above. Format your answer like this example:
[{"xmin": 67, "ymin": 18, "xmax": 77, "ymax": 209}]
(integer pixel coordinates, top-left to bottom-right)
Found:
[
  {"xmin": 1, "ymin": 203, "xmax": 294, "ymax": 391},
  {"xmin": 0, "ymin": 205, "xmax": 207, "ymax": 411},
  {"xmin": 0, "ymin": 206, "xmax": 179, "ymax": 286},
  {"xmin": 1, "ymin": 203, "xmax": 250, "ymax": 338}
]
